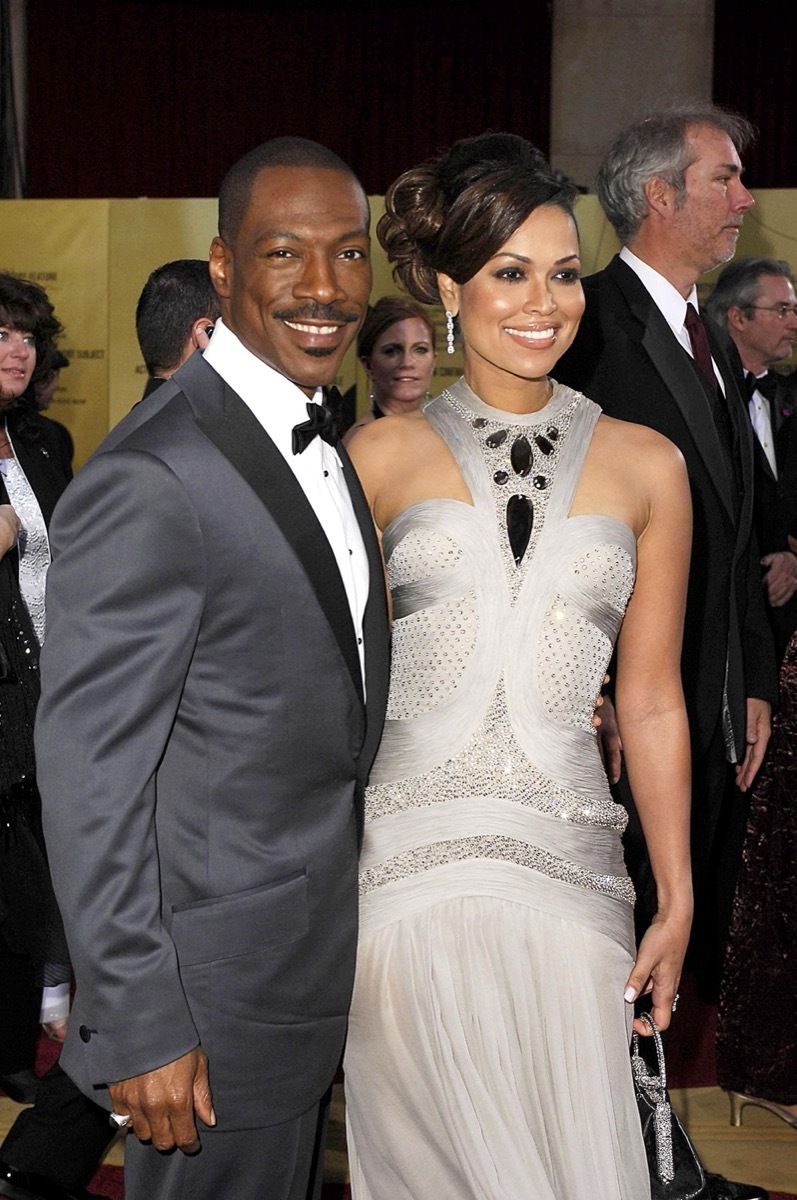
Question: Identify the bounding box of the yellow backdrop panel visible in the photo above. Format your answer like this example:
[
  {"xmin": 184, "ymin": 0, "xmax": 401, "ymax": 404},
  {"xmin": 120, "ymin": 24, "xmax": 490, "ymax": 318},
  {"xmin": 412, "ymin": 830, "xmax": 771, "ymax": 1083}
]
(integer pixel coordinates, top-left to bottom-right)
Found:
[
  {"xmin": 1, "ymin": 190, "xmax": 795, "ymax": 467},
  {"xmin": 108, "ymin": 198, "xmax": 218, "ymax": 428},
  {"xmin": 0, "ymin": 199, "xmax": 110, "ymax": 467}
]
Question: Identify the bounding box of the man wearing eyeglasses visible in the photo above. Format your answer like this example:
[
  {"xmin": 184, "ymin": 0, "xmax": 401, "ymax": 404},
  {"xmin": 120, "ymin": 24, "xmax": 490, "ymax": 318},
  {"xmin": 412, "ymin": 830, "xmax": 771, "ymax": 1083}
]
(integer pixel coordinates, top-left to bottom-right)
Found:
[{"xmin": 708, "ymin": 257, "xmax": 797, "ymax": 662}]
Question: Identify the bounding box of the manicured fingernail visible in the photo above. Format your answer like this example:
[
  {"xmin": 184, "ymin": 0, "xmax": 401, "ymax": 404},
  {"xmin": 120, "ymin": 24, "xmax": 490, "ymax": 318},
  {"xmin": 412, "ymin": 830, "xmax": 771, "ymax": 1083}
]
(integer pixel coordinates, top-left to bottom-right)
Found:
[{"xmin": 624, "ymin": 987, "xmax": 636, "ymax": 1003}]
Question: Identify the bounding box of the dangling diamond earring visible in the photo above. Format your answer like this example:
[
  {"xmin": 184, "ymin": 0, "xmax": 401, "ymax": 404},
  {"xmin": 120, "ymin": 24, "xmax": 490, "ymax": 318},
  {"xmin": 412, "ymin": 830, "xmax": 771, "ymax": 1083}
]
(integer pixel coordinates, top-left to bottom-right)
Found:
[{"xmin": 445, "ymin": 310, "xmax": 456, "ymax": 355}]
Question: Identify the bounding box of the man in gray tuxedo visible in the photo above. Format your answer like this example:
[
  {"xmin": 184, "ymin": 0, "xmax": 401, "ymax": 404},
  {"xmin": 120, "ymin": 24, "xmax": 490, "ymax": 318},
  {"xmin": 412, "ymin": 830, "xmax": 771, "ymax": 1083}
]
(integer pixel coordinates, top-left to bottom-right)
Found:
[{"xmin": 35, "ymin": 138, "xmax": 389, "ymax": 1200}]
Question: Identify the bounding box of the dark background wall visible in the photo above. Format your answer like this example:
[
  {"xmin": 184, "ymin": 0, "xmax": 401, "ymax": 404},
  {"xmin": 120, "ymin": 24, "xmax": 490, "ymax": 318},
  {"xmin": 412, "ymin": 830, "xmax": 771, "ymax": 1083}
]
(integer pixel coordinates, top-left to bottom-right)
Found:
[
  {"xmin": 26, "ymin": 0, "xmax": 551, "ymax": 198},
  {"xmin": 23, "ymin": 0, "xmax": 795, "ymax": 199},
  {"xmin": 713, "ymin": 1, "xmax": 795, "ymax": 189}
]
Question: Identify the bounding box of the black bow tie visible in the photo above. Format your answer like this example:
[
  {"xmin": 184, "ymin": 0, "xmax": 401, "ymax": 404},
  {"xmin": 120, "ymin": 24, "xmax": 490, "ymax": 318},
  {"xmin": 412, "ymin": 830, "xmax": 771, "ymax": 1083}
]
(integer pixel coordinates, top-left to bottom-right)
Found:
[
  {"xmin": 291, "ymin": 396, "xmax": 340, "ymax": 455},
  {"xmin": 745, "ymin": 370, "xmax": 779, "ymax": 402}
]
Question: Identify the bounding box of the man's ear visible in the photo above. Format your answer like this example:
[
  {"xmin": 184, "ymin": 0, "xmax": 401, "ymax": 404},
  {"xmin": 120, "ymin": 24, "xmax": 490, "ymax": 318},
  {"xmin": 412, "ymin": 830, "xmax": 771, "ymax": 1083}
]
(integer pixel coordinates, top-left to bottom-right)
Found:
[
  {"xmin": 643, "ymin": 175, "xmax": 674, "ymax": 220},
  {"xmin": 209, "ymin": 238, "xmax": 232, "ymax": 299},
  {"xmin": 190, "ymin": 318, "xmax": 215, "ymax": 352},
  {"xmin": 726, "ymin": 304, "xmax": 748, "ymax": 335},
  {"xmin": 436, "ymin": 273, "xmax": 460, "ymax": 317}
]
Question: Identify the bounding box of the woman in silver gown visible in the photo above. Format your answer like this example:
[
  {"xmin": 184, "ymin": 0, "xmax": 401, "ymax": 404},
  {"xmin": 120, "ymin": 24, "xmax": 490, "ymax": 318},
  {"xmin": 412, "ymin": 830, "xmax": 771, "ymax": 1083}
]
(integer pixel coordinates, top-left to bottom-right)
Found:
[{"xmin": 343, "ymin": 134, "xmax": 694, "ymax": 1200}]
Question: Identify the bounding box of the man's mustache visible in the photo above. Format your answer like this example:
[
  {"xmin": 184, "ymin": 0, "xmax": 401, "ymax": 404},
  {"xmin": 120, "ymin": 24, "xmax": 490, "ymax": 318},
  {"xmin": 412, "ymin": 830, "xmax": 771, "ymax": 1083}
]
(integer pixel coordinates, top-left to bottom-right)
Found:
[{"xmin": 273, "ymin": 304, "xmax": 359, "ymax": 324}]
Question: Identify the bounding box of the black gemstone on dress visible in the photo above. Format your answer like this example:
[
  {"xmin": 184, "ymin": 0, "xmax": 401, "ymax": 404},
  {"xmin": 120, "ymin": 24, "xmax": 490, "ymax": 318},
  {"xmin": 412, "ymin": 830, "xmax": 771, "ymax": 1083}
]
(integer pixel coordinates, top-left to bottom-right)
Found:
[
  {"xmin": 510, "ymin": 435, "xmax": 532, "ymax": 477},
  {"xmin": 546, "ymin": 427, "xmax": 559, "ymax": 441},
  {"xmin": 533, "ymin": 475, "xmax": 547, "ymax": 490},
  {"xmin": 506, "ymin": 494, "xmax": 533, "ymax": 565},
  {"xmin": 486, "ymin": 429, "xmax": 508, "ymax": 448},
  {"xmin": 493, "ymin": 470, "xmax": 509, "ymax": 485},
  {"xmin": 535, "ymin": 434, "xmax": 554, "ymax": 456},
  {"xmin": 472, "ymin": 417, "xmax": 487, "ymax": 429}
]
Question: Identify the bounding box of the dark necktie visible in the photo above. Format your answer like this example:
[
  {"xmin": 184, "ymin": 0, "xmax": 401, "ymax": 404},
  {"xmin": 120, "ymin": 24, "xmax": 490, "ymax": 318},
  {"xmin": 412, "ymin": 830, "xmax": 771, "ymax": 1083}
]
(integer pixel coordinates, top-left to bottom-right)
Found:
[
  {"xmin": 684, "ymin": 304, "xmax": 717, "ymax": 391},
  {"xmin": 291, "ymin": 398, "xmax": 339, "ymax": 455},
  {"xmin": 745, "ymin": 370, "xmax": 779, "ymax": 402},
  {"xmin": 685, "ymin": 303, "xmax": 739, "ymax": 497}
]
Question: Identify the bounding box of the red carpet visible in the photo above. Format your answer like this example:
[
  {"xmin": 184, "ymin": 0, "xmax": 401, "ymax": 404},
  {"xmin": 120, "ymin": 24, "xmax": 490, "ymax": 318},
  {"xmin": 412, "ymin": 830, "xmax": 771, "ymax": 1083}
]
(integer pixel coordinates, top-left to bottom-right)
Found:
[{"xmin": 668, "ymin": 967, "xmax": 719, "ymax": 1089}]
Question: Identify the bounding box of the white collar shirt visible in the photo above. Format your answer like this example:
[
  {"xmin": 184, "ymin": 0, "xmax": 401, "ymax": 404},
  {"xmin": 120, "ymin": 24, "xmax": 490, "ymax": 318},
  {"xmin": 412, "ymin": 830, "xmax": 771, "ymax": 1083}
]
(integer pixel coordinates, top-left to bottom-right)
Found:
[
  {"xmin": 620, "ymin": 247, "xmax": 725, "ymax": 392},
  {"xmin": 203, "ymin": 318, "xmax": 369, "ymax": 691},
  {"xmin": 748, "ymin": 373, "xmax": 778, "ymax": 477}
]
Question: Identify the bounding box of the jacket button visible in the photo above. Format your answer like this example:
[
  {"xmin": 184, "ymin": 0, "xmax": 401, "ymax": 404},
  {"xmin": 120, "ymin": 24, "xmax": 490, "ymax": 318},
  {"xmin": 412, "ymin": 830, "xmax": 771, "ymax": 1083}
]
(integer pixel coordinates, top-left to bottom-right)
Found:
[{"xmin": 79, "ymin": 1025, "xmax": 92, "ymax": 1043}]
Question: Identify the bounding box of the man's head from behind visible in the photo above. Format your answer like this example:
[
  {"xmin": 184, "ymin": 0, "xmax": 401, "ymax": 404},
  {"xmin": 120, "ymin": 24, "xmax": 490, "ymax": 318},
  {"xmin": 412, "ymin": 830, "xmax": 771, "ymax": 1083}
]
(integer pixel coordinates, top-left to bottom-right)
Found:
[
  {"xmin": 136, "ymin": 259, "xmax": 221, "ymax": 379},
  {"xmin": 707, "ymin": 257, "xmax": 797, "ymax": 374},
  {"xmin": 596, "ymin": 103, "xmax": 755, "ymax": 279},
  {"xmin": 209, "ymin": 137, "xmax": 372, "ymax": 397}
]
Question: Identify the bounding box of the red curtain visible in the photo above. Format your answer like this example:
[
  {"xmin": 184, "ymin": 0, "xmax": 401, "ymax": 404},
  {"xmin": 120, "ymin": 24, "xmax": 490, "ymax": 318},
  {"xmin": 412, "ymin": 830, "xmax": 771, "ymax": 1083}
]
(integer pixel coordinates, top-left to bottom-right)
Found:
[
  {"xmin": 713, "ymin": 0, "xmax": 796, "ymax": 188},
  {"xmin": 26, "ymin": 0, "xmax": 551, "ymax": 199}
]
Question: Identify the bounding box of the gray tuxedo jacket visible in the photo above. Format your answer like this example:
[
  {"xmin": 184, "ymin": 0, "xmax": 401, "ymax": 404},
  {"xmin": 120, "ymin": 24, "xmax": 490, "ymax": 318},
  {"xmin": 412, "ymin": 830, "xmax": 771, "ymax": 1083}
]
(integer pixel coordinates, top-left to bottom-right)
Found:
[{"xmin": 36, "ymin": 350, "xmax": 390, "ymax": 1129}]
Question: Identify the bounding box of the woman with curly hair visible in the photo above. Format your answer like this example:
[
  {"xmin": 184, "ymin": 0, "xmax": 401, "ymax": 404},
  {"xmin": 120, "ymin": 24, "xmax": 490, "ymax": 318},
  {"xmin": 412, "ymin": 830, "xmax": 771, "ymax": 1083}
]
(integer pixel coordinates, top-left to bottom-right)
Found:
[
  {"xmin": 342, "ymin": 135, "xmax": 693, "ymax": 1199},
  {"xmin": 0, "ymin": 273, "xmax": 71, "ymax": 1088}
]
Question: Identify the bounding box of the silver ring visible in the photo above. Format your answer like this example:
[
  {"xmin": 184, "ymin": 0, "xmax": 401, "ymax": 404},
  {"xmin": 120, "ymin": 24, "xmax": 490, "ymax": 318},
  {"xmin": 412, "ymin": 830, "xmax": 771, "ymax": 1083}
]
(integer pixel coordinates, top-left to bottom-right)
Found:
[
  {"xmin": 109, "ymin": 1112, "xmax": 132, "ymax": 1129},
  {"xmin": 671, "ymin": 992, "xmax": 680, "ymax": 1013}
]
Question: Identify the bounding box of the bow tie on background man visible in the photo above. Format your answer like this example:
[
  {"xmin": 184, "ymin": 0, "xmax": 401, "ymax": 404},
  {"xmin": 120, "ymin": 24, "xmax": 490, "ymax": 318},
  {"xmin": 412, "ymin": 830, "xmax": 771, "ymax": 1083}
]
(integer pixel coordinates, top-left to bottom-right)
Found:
[
  {"xmin": 291, "ymin": 387, "xmax": 343, "ymax": 455},
  {"xmin": 745, "ymin": 370, "xmax": 780, "ymax": 402}
]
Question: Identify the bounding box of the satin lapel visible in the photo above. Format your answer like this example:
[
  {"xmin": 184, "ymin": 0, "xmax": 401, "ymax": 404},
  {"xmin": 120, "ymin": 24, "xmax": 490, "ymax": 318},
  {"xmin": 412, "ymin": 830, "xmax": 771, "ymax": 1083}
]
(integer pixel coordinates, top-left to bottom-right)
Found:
[
  {"xmin": 178, "ymin": 359, "xmax": 364, "ymax": 703},
  {"xmin": 610, "ymin": 261, "xmax": 735, "ymax": 518},
  {"xmin": 338, "ymin": 440, "xmax": 389, "ymax": 740},
  {"xmin": 704, "ymin": 316, "xmax": 756, "ymax": 532},
  {"xmin": 754, "ymin": 434, "xmax": 777, "ymax": 484}
]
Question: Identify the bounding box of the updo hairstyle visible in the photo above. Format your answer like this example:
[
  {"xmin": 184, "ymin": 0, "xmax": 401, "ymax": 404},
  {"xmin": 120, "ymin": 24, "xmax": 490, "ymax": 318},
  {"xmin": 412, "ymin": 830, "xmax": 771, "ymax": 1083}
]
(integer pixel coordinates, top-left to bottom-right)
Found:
[{"xmin": 378, "ymin": 133, "xmax": 577, "ymax": 306}]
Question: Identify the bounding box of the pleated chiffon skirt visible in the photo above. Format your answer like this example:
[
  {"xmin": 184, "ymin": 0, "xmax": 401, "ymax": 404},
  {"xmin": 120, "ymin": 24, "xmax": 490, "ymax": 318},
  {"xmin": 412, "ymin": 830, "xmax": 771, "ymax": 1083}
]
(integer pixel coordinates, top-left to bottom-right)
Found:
[{"xmin": 344, "ymin": 885, "xmax": 650, "ymax": 1200}]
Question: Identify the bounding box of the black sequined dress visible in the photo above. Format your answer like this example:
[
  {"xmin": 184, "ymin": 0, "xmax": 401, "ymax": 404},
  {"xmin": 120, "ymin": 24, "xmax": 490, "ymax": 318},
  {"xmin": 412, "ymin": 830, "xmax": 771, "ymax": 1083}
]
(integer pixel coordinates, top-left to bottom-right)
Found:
[{"xmin": 716, "ymin": 631, "xmax": 797, "ymax": 1103}]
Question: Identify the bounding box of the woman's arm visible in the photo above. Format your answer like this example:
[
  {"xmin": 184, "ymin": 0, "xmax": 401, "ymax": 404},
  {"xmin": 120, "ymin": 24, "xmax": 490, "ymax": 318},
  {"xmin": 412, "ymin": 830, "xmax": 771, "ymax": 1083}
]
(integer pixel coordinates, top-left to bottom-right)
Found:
[{"xmin": 614, "ymin": 432, "xmax": 693, "ymax": 1034}]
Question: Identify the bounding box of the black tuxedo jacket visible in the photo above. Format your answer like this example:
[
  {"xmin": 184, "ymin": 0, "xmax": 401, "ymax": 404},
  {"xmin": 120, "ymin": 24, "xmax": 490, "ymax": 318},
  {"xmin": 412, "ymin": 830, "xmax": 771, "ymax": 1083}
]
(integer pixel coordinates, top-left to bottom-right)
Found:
[
  {"xmin": 742, "ymin": 364, "xmax": 797, "ymax": 656},
  {"xmin": 557, "ymin": 255, "xmax": 776, "ymax": 763},
  {"xmin": 37, "ymin": 351, "xmax": 390, "ymax": 1127}
]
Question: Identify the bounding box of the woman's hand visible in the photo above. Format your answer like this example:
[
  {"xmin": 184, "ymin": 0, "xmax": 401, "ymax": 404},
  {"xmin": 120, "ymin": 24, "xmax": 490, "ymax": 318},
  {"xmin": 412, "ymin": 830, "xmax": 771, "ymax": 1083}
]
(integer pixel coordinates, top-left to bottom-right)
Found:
[
  {"xmin": 624, "ymin": 905, "xmax": 692, "ymax": 1035},
  {"xmin": 0, "ymin": 504, "xmax": 20, "ymax": 557}
]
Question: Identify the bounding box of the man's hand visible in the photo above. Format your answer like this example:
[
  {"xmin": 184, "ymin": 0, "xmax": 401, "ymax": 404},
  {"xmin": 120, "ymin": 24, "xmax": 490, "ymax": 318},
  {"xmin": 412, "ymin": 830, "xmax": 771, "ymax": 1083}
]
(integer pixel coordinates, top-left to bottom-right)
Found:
[
  {"xmin": 734, "ymin": 697, "xmax": 771, "ymax": 792},
  {"xmin": 761, "ymin": 549, "xmax": 797, "ymax": 608},
  {"xmin": 108, "ymin": 1047, "xmax": 215, "ymax": 1153},
  {"xmin": 0, "ymin": 504, "xmax": 20, "ymax": 558},
  {"xmin": 594, "ymin": 687, "xmax": 622, "ymax": 784}
]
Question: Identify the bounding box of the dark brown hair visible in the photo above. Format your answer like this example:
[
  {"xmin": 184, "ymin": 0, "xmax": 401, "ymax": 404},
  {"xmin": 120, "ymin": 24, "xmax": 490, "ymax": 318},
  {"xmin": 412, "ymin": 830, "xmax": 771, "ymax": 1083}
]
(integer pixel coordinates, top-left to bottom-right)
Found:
[
  {"xmin": 0, "ymin": 273, "xmax": 64, "ymax": 407},
  {"xmin": 357, "ymin": 295, "xmax": 435, "ymax": 361},
  {"xmin": 378, "ymin": 133, "xmax": 576, "ymax": 305}
]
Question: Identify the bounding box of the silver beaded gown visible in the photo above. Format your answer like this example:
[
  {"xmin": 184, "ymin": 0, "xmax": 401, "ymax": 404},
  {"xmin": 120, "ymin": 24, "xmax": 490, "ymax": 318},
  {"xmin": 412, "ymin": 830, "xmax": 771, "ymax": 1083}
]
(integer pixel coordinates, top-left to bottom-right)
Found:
[{"xmin": 343, "ymin": 378, "xmax": 650, "ymax": 1200}]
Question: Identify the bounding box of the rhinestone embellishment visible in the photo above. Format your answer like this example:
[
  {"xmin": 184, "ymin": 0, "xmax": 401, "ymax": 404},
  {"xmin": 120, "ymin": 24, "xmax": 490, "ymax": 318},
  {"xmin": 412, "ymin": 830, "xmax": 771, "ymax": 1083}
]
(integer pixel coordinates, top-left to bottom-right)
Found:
[{"xmin": 456, "ymin": 391, "xmax": 577, "ymax": 589}]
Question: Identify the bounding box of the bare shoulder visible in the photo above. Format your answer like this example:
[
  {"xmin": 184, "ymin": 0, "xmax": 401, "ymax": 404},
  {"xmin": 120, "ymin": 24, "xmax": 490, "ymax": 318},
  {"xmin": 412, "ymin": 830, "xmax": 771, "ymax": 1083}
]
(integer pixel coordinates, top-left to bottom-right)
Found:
[
  {"xmin": 595, "ymin": 413, "xmax": 686, "ymax": 478},
  {"xmin": 345, "ymin": 408, "xmax": 432, "ymax": 461}
]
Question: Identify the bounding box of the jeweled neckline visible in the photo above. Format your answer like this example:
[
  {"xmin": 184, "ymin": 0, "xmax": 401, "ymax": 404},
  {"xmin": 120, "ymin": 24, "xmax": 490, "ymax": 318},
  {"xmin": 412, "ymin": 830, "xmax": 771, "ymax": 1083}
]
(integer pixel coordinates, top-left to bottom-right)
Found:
[{"xmin": 442, "ymin": 376, "xmax": 574, "ymax": 427}]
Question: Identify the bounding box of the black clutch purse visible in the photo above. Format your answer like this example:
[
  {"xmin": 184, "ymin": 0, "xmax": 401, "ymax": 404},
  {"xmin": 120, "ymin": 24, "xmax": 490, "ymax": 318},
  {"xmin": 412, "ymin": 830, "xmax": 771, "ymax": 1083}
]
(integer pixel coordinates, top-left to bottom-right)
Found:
[{"xmin": 631, "ymin": 1012, "xmax": 706, "ymax": 1200}]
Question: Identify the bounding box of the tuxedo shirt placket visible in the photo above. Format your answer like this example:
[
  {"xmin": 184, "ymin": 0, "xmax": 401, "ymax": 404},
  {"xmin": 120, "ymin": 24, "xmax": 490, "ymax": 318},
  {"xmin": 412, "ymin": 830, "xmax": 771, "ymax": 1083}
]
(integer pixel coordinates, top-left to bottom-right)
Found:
[
  {"xmin": 746, "ymin": 374, "xmax": 778, "ymax": 478},
  {"xmin": 203, "ymin": 319, "xmax": 369, "ymax": 690}
]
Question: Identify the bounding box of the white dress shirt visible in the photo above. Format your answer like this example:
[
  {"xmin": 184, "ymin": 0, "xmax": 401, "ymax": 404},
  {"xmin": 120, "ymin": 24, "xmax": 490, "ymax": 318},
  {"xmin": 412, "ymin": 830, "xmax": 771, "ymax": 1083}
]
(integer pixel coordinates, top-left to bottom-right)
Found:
[
  {"xmin": 620, "ymin": 247, "xmax": 725, "ymax": 392},
  {"xmin": 204, "ymin": 319, "xmax": 369, "ymax": 690},
  {"xmin": 748, "ymin": 376, "xmax": 778, "ymax": 477}
]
